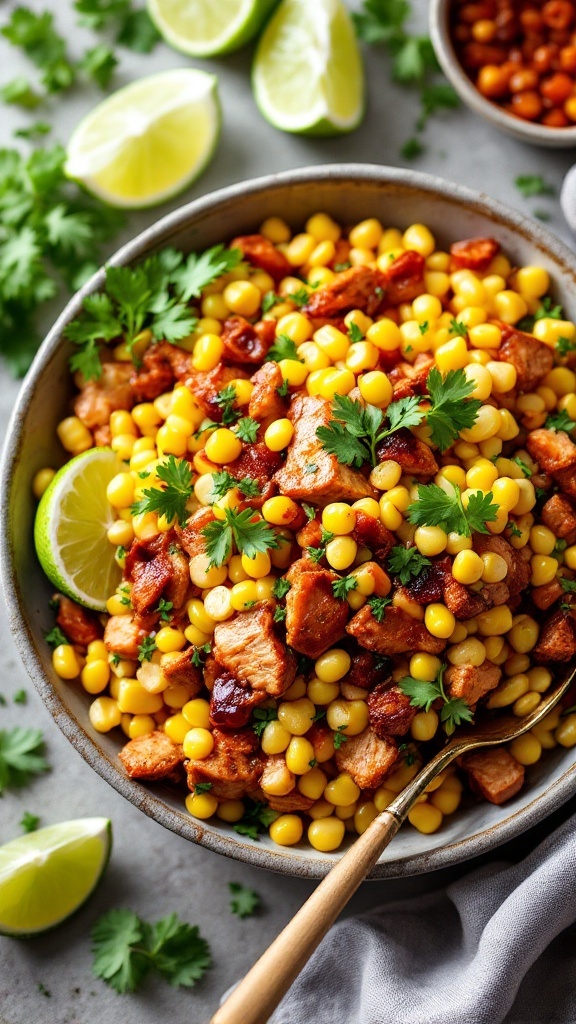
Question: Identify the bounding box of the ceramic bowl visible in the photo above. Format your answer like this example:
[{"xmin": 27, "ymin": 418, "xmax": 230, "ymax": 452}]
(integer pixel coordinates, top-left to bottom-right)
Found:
[
  {"xmin": 2, "ymin": 164, "xmax": 576, "ymax": 879},
  {"xmin": 429, "ymin": 0, "xmax": 576, "ymax": 148}
]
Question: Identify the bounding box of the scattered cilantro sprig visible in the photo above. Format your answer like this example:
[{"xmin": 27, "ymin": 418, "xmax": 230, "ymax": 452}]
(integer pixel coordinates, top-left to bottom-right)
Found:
[
  {"xmin": 229, "ymin": 883, "xmax": 261, "ymax": 919},
  {"xmin": 131, "ymin": 455, "xmax": 193, "ymax": 527},
  {"xmin": 233, "ymin": 799, "xmax": 279, "ymax": 841},
  {"xmin": 44, "ymin": 625, "xmax": 69, "ymax": 649},
  {"xmin": 20, "ymin": 810, "xmax": 40, "ymax": 832},
  {"xmin": 407, "ymin": 482, "xmax": 498, "ymax": 537},
  {"xmin": 366, "ymin": 595, "xmax": 392, "ymax": 622},
  {"xmin": 202, "ymin": 508, "xmax": 279, "ymax": 568},
  {"xmin": 74, "ymin": 0, "xmax": 160, "ymax": 53},
  {"xmin": 545, "ymin": 409, "xmax": 576, "ymax": 434},
  {"xmin": 265, "ymin": 333, "xmax": 302, "ymax": 363},
  {"xmin": 91, "ymin": 908, "xmax": 211, "ymax": 993},
  {"xmin": 398, "ymin": 664, "xmax": 473, "ymax": 735},
  {"xmin": 0, "ymin": 727, "xmax": 49, "ymax": 795},
  {"xmin": 515, "ymin": 175, "xmax": 556, "ymax": 198},
  {"xmin": 387, "ymin": 545, "xmax": 431, "ymax": 584},
  {"xmin": 332, "ymin": 575, "xmax": 358, "ymax": 600}
]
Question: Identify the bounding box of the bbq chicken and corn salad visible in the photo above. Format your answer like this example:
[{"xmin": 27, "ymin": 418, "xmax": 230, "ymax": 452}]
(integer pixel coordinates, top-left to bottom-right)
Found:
[{"xmin": 37, "ymin": 213, "xmax": 576, "ymax": 853}]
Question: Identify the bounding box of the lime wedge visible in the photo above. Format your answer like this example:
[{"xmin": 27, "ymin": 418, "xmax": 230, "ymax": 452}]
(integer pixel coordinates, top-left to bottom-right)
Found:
[
  {"xmin": 34, "ymin": 447, "xmax": 124, "ymax": 612},
  {"xmin": 0, "ymin": 818, "xmax": 112, "ymax": 936},
  {"xmin": 252, "ymin": 0, "xmax": 365, "ymax": 135},
  {"xmin": 65, "ymin": 68, "xmax": 220, "ymax": 208},
  {"xmin": 147, "ymin": 0, "xmax": 279, "ymax": 57}
]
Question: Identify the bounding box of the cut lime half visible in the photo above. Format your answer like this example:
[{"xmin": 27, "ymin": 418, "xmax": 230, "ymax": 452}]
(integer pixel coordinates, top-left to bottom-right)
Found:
[
  {"xmin": 0, "ymin": 818, "xmax": 112, "ymax": 937},
  {"xmin": 252, "ymin": 0, "xmax": 365, "ymax": 135},
  {"xmin": 34, "ymin": 447, "xmax": 124, "ymax": 612},
  {"xmin": 147, "ymin": 0, "xmax": 279, "ymax": 56},
  {"xmin": 65, "ymin": 68, "xmax": 220, "ymax": 208}
]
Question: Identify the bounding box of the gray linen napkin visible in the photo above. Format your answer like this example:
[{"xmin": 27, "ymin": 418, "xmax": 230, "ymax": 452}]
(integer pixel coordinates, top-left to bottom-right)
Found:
[{"xmin": 270, "ymin": 812, "xmax": 576, "ymax": 1024}]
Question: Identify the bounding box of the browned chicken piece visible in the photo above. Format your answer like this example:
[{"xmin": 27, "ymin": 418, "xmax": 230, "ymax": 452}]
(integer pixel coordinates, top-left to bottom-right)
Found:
[
  {"xmin": 185, "ymin": 727, "xmax": 263, "ymax": 800},
  {"xmin": 460, "ymin": 748, "xmax": 525, "ymax": 805},
  {"xmin": 231, "ymin": 234, "xmax": 291, "ymax": 282},
  {"xmin": 533, "ymin": 609, "xmax": 576, "ymax": 662},
  {"xmin": 213, "ymin": 601, "xmax": 297, "ymax": 696},
  {"xmin": 186, "ymin": 363, "xmax": 249, "ymax": 419},
  {"xmin": 346, "ymin": 605, "xmax": 447, "ymax": 656},
  {"xmin": 162, "ymin": 647, "xmax": 203, "ymax": 696},
  {"xmin": 125, "ymin": 532, "xmax": 189, "ymax": 616},
  {"xmin": 260, "ymin": 754, "xmax": 296, "ymax": 796},
  {"xmin": 352, "ymin": 514, "xmax": 395, "ymax": 562},
  {"xmin": 119, "ymin": 731, "xmax": 185, "ymax": 782},
  {"xmin": 307, "ymin": 722, "xmax": 336, "ymax": 763},
  {"xmin": 220, "ymin": 316, "xmax": 273, "ymax": 365},
  {"xmin": 450, "ymin": 237, "xmax": 500, "ymax": 273},
  {"xmin": 531, "ymin": 579, "xmax": 564, "ymax": 611},
  {"xmin": 381, "ymin": 249, "xmax": 425, "ymax": 306},
  {"xmin": 377, "ymin": 427, "xmax": 439, "ymax": 476},
  {"xmin": 248, "ymin": 361, "xmax": 288, "ymax": 424},
  {"xmin": 334, "ymin": 727, "xmax": 399, "ymax": 789},
  {"xmin": 273, "ymin": 395, "xmax": 376, "ymax": 506},
  {"xmin": 296, "ymin": 517, "xmax": 322, "ymax": 549},
  {"xmin": 344, "ymin": 650, "xmax": 392, "ymax": 690},
  {"xmin": 74, "ymin": 361, "xmax": 133, "ymax": 428},
  {"xmin": 303, "ymin": 265, "xmax": 387, "ymax": 318},
  {"xmin": 497, "ymin": 323, "xmax": 554, "ymax": 392},
  {"xmin": 443, "ymin": 573, "xmax": 489, "ymax": 619},
  {"xmin": 54, "ymin": 593, "xmax": 103, "ymax": 646},
  {"xmin": 367, "ymin": 683, "xmax": 416, "ymax": 737},
  {"xmin": 227, "ymin": 442, "xmax": 283, "ymax": 508},
  {"xmin": 209, "ymin": 668, "xmax": 267, "ymax": 729},
  {"xmin": 473, "ymin": 535, "xmax": 531, "ymax": 598},
  {"xmin": 541, "ymin": 494, "xmax": 576, "ymax": 542},
  {"xmin": 387, "ymin": 355, "xmax": 434, "ymax": 400},
  {"xmin": 104, "ymin": 614, "xmax": 147, "ymax": 660},
  {"xmin": 265, "ymin": 791, "xmax": 315, "ymax": 813},
  {"xmin": 404, "ymin": 559, "xmax": 488, "ymax": 620},
  {"xmin": 445, "ymin": 661, "xmax": 502, "ymax": 706},
  {"xmin": 284, "ymin": 559, "xmax": 349, "ymax": 659},
  {"xmin": 555, "ymin": 466, "xmax": 576, "ymax": 500},
  {"xmin": 526, "ymin": 428, "xmax": 576, "ymax": 476},
  {"xmin": 130, "ymin": 342, "xmax": 192, "ymax": 402},
  {"xmin": 177, "ymin": 507, "xmax": 215, "ymax": 560}
]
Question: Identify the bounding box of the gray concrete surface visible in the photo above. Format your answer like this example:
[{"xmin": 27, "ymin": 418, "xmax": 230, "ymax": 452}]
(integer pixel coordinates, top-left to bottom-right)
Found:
[{"xmin": 1, "ymin": 2, "xmax": 576, "ymax": 1022}]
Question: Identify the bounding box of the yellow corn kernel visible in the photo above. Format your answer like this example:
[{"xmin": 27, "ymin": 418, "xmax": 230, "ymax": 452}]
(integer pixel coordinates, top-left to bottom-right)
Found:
[
  {"xmin": 185, "ymin": 791, "xmax": 218, "ymax": 819},
  {"xmin": 32, "ymin": 467, "xmax": 55, "ymax": 499},
  {"xmin": 125, "ymin": 714, "xmax": 154, "ymax": 740},
  {"xmin": 57, "ymin": 416, "xmax": 92, "ymax": 454},
  {"xmin": 554, "ymin": 713, "xmax": 576, "ymax": 748},
  {"xmin": 267, "ymin": 814, "xmax": 302, "ymax": 847},
  {"xmin": 84, "ymin": 640, "xmax": 107, "ymax": 664},
  {"xmin": 425, "ymin": 604, "xmax": 455, "ymax": 639},
  {"xmin": 487, "ymin": 673, "xmax": 529, "ymax": 709},
  {"xmin": 203, "ymin": 585, "xmax": 234, "ymax": 621},
  {"xmin": 366, "ymin": 318, "xmax": 402, "ymax": 353},
  {"xmin": 260, "ymin": 215, "xmax": 291, "ymax": 243},
  {"xmin": 89, "ymin": 696, "xmax": 122, "ymax": 733},
  {"xmin": 307, "ymin": 817, "xmax": 345, "ymax": 851},
  {"xmin": 191, "ymin": 333, "xmax": 224, "ymax": 372},
  {"xmin": 285, "ymin": 736, "xmax": 315, "ymax": 775},
  {"xmin": 205, "ymin": 428, "xmax": 243, "ymax": 465},
  {"xmin": 190, "ymin": 554, "xmax": 229, "ymax": 589},
  {"xmin": 306, "ymin": 678, "xmax": 339, "ymax": 707},
  {"xmin": 435, "ymin": 336, "xmax": 469, "ymax": 373},
  {"xmin": 326, "ymin": 699, "xmax": 369, "ymax": 737},
  {"xmin": 107, "ymin": 519, "xmax": 134, "ymax": 548},
  {"xmin": 324, "ymin": 772, "xmax": 361, "ymax": 808},
  {"xmin": 313, "ymin": 649, "xmax": 350, "ymax": 685},
  {"xmin": 345, "ymin": 341, "xmax": 380, "ymax": 373},
  {"xmin": 156, "ymin": 424, "xmax": 188, "ymax": 457},
  {"xmin": 264, "ymin": 418, "xmax": 294, "ymax": 452},
  {"xmin": 510, "ymin": 479, "xmax": 536, "ymax": 516},
  {"xmin": 513, "ymin": 691, "xmax": 541, "ymax": 718},
  {"xmin": 451, "ymin": 549, "xmax": 484, "ymax": 585},
  {"xmin": 238, "ymin": 548, "xmax": 271, "ymax": 580},
  {"xmin": 408, "ymin": 802, "xmax": 443, "ymax": 834},
  {"xmin": 154, "ymin": 626, "xmax": 186, "ymax": 654},
  {"xmin": 277, "ymin": 697, "xmax": 315, "ymax": 736},
  {"xmin": 162, "ymin": 712, "xmax": 189, "ymax": 744},
  {"xmin": 402, "ymin": 223, "xmax": 435, "ymax": 256},
  {"xmin": 216, "ymin": 799, "xmax": 245, "ymax": 823},
  {"xmin": 466, "ymin": 459, "xmax": 498, "ymax": 492},
  {"xmin": 509, "ymin": 733, "xmax": 542, "ymax": 765},
  {"xmin": 80, "ymin": 659, "xmax": 110, "ymax": 694},
  {"xmin": 460, "ymin": 404, "xmax": 502, "ymax": 443},
  {"xmin": 222, "ymin": 279, "xmax": 260, "ymax": 317},
  {"xmin": 410, "ymin": 710, "xmax": 439, "ymax": 742},
  {"xmin": 52, "ymin": 644, "xmax": 81, "ymax": 680},
  {"xmin": 468, "ymin": 322, "xmax": 502, "ymax": 350},
  {"xmin": 491, "ymin": 476, "xmax": 521, "ymax": 512},
  {"xmin": 447, "ymin": 637, "xmax": 486, "ymax": 667},
  {"xmin": 259, "ymin": 719, "xmax": 290, "ymax": 755},
  {"xmin": 526, "ymin": 666, "xmax": 552, "ymax": 694},
  {"xmin": 492, "ymin": 289, "xmax": 528, "ymax": 324},
  {"xmin": 370, "ymin": 460, "xmax": 402, "ymax": 492},
  {"xmin": 117, "ymin": 680, "xmax": 164, "ymax": 715},
  {"xmin": 313, "ymin": 324, "xmax": 350, "ymax": 362},
  {"xmin": 409, "ymin": 653, "xmax": 442, "ymax": 682},
  {"xmin": 430, "ymin": 777, "xmax": 463, "ymax": 815},
  {"xmin": 321, "ymin": 503, "xmax": 355, "ymax": 537},
  {"xmin": 529, "ymin": 525, "xmax": 555, "ymax": 556},
  {"xmin": 180, "ymin": 700, "xmax": 210, "ymax": 731},
  {"xmin": 480, "ymin": 552, "xmax": 508, "ymax": 584},
  {"xmin": 183, "ymin": 727, "xmax": 214, "ymax": 760},
  {"xmin": 476, "ymin": 605, "xmax": 514, "ymax": 637},
  {"xmin": 325, "ymin": 536, "xmax": 357, "ymax": 571},
  {"xmin": 530, "ymin": 555, "xmax": 558, "ymax": 588},
  {"xmin": 414, "ymin": 525, "xmax": 447, "ymax": 557},
  {"xmin": 449, "ymin": 623, "xmax": 468, "ymax": 644},
  {"xmin": 186, "ymin": 599, "xmax": 216, "ymax": 635},
  {"xmin": 229, "ymin": 580, "xmax": 258, "ymax": 612},
  {"xmin": 462, "ymin": 364, "xmax": 492, "ymax": 402}
]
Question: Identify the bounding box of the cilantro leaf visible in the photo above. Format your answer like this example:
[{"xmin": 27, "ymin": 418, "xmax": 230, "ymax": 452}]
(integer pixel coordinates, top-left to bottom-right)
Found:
[
  {"xmin": 366, "ymin": 595, "xmax": 392, "ymax": 622},
  {"xmin": 0, "ymin": 77, "xmax": 42, "ymax": 108},
  {"xmin": 20, "ymin": 811, "xmax": 40, "ymax": 833},
  {"xmin": 1, "ymin": 8, "xmax": 76, "ymax": 95},
  {"xmin": 272, "ymin": 577, "xmax": 291, "ymax": 599},
  {"xmin": 194, "ymin": 782, "xmax": 213, "ymax": 795},
  {"xmin": 233, "ymin": 799, "xmax": 279, "ymax": 840},
  {"xmin": 407, "ymin": 482, "xmax": 498, "ymax": 537},
  {"xmin": 347, "ymin": 321, "xmax": 364, "ymax": 343},
  {"xmin": 449, "ymin": 318, "xmax": 467, "ymax": 338},
  {"xmin": 172, "ymin": 245, "xmax": 242, "ymax": 302},
  {"xmin": 146, "ymin": 914, "xmax": 211, "ymax": 988},
  {"xmin": 265, "ymin": 333, "xmax": 302, "ymax": 363},
  {"xmin": 261, "ymin": 291, "xmax": 280, "ymax": 313},
  {"xmin": 425, "ymin": 367, "xmax": 481, "ymax": 451},
  {"xmin": 77, "ymin": 43, "xmax": 118, "ymax": 88},
  {"xmin": 238, "ymin": 478, "xmax": 260, "ymax": 499},
  {"xmin": 273, "ymin": 605, "xmax": 287, "ymax": 623},
  {"xmin": 560, "ymin": 578, "xmax": 576, "ymax": 595},
  {"xmin": 252, "ymin": 707, "xmax": 278, "ymax": 737},
  {"xmin": 137, "ymin": 636, "xmax": 157, "ymax": 663},
  {"xmin": 398, "ymin": 664, "xmax": 473, "ymax": 736},
  {"xmin": 156, "ymin": 598, "xmax": 173, "ymax": 622},
  {"xmin": 545, "ymin": 410, "xmax": 576, "ymax": 433},
  {"xmin": 44, "ymin": 626, "xmax": 69, "ymax": 649},
  {"xmin": 512, "ymin": 457, "xmax": 532, "ymax": 478},
  {"xmin": 556, "ymin": 336, "xmax": 576, "ymax": 357},
  {"xmin": 214, "ymin": 384, "xmax": 240, "ymax": 425},
  {"xmin": 74, "ymin": 0, "xmax": 160, "ymax": 53},
  {"xmin": 229, "ymin": 882, "xmax": 261, "ymax": 919},
  {"xmin": 191, "ymin": 642, "xmax": 211, "ymax": 668},
  {"xmin": 0, "ymin": 727, "xmax": 49, "ymax": 795},
  {"xmin": 234, "ymin": 417, "xmax": 259, "ymax": 444},
  {"xmin": 131, "ymin": 455, "xmax": 193, "ymax": 526},
  {"xmin": 332, "ymin": 575, "xmax": 358, "ymax": 600},
  {"xmin": 210, "ymin": 470, "xmax": 237, "ymax": 501},
  {"xmin": 202, "ymin": 508, "xmax": 279, "ymax": 568},
  {"xmin": 333, "ymin": 725, "xmax": 348, "ymax": 749},
  {"xmin": 302, "ymin": 503, "xmax": 316, "ymax": 521},
  {"xmin": 515, "ymin": 175, "xmax": 556, "ymax": 198},
  {"xmin": 387, "ymin": 545, "xmax": 431, "ymax": 585}
]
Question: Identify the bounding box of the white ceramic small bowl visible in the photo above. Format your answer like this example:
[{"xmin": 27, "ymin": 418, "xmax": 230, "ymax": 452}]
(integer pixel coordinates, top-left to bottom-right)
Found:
[
  {"xmin": 430, "ymin": 0, "xmax": 576, "ymax": 148},
  {"xmin": 2, "ymin": 164, "xmax": 576, "ymax": 879}
]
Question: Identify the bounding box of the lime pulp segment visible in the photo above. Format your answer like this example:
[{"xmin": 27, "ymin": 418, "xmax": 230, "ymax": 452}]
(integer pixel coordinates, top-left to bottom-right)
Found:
[{"xmin": 147, "ymin": 0, "xmax": 279, "ymax": 56}]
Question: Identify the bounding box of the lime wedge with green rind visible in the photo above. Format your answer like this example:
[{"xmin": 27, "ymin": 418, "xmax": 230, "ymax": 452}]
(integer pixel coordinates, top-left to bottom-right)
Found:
[
  {"xmin": 252, "ymin": 0, "xmax": 365, "ymax": 136},
  {"xmin": 147, "ymin": 0, "xmax": 279, "ymax": 57},
  {"xmin": 0, "ymin": 818, "xmax": 112, "ymax": 936},
  {"xmin": 65, "ymin": 68, "xmax": 221, "ymax": 209},
  {"xmin": 34, "ymin": 447, "xmax": 124, "ymax": 612}
]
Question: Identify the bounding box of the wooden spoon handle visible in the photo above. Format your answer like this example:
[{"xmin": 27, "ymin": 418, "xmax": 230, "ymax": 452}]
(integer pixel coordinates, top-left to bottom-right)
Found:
[{"xmin": 209, "ymin": 810, "xmax": 400, "ymax": 1024}]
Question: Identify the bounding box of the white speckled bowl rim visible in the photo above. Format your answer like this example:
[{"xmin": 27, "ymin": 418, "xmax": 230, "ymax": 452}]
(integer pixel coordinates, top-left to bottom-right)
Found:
[
  {"xmin": 2, "ymin": 164, "xmax": 576, "ymax": 879},
  {"xmin": 430, "ymin": 0, "xmax": 576, "ymax": 149}
]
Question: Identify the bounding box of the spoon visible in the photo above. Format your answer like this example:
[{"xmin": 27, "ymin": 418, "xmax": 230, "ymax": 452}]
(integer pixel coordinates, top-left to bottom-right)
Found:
[{"xmin": 210, "ymin": 664, "xmax": 576, "ymax": 1024}]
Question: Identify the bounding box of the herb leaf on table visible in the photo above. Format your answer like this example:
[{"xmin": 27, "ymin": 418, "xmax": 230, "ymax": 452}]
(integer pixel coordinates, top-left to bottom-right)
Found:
[{"xmin": 0, "ymin": 727, "xmax": 49, "ymax": 794}]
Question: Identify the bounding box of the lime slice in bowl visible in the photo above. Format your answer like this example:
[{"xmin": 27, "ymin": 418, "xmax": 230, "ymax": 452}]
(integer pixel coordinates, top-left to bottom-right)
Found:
[
  {"xmin": 65, "ymin": 68, "xmax": 220, "ymax": 208},
  {"xmin": 34, "ymin": 447, "xmax": 125, "ymax": 612},
  {"xmin": 252, "ymin": 0, "xmax": 365, "ymax": 136},
  {"xmin": 0, "ymin": 818, "xmax": 112, "ymax": 936},
  {"xmin": 147, "ymin": 0, "xmax": 279, "ymax": 56}
]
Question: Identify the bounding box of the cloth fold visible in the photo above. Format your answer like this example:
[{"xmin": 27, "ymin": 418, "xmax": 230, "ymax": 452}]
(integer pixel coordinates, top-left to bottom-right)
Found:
[{"xmin": 271, "ymin": 812, "xmax": 576, "ymax": 1024}]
